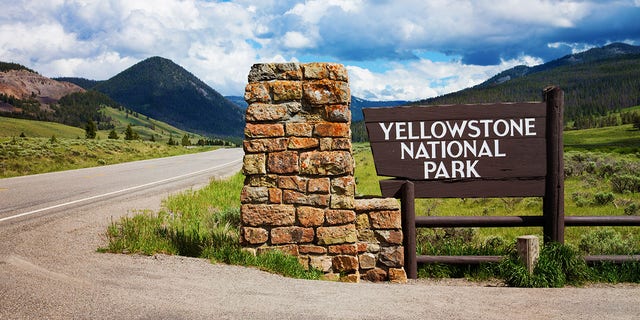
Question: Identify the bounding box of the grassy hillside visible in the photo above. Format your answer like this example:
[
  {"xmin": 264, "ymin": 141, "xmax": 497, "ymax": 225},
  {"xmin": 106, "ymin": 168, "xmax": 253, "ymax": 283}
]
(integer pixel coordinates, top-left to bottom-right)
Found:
[
  {"xmin": 99, "ymin": 106, "xmax": 197, "ymax": 143},
  {"xmin": 0, "ymin": 137, "xmax": 215, "ymax": 178},
  {"xmin": 0, "ymin": 116, "xmax": 85, "ymax": 138}
]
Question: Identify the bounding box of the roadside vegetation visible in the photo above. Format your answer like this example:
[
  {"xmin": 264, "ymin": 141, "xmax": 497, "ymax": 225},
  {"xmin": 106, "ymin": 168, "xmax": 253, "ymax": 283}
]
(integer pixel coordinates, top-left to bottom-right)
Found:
[
  {"xmin": 99, "ymin": 172, "xmax": 322, "ymax": 280},
  {"xmin": 101, "ymin": 119, "xmax": 640, "ymax": 287}
]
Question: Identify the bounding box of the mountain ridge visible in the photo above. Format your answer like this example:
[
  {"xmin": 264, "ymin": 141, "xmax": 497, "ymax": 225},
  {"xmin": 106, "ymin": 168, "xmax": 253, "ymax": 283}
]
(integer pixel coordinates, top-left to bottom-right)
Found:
[{"xmin": 93, "ymin": 57, "xmax": 245, "ymax": 137}]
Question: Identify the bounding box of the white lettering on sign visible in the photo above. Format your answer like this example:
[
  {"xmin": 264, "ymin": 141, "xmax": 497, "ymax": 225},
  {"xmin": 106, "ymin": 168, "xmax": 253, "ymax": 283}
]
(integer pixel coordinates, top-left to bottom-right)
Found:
[{"xmin": 378, "ymin": 118, "xmax": 537, "ymax": 179}]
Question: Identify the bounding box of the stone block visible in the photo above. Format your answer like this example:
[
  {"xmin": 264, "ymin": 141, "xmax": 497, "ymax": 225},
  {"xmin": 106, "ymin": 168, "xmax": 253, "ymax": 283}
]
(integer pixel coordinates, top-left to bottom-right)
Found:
[
  {"xmin": 374, "ymin": 230, "xmax": 403, "ymax": 245},
  {"xmin": 359, "ymin": 253, "xmax": 377, "ymax": 269},
  {"xmin": 241, "ymin": 204, "xmax": 295, "ymax": 227},
  {"xmin": 277, "ymin": 176, "xmax": 307, "ymax": 192},
  {"xmin": 330, "ymin": 194, "xmax": 355, "ymax": 209},
  {"xmin": 245, "ymin": 174, "xmax": 278, "ymax": 188},
  {"xmin": 325, "ymin": 209, "xmax": 356, "ymax": 225},
  {"xmin": 245, "ymin": 123, "xmax": 284, "ymax": 138},
  {"xmin": 331, "ymin": 176, "xmax": 355, "ymax": 196},
  {"xmin": 325, "ymin": 104, "xmax": 351, "ymax": 122},
  {"xmin": 364, "ymin": 268, "xmax": 387, "ymax": 282},
  {"xmin": 303, "ymin": 63, "xmax": 348, "ymax": 82},
  {"xmin": 242, "ymin": 227, "xmax": 269, "ymax": 244},
  {"xmin": 297, "ymin": 206, "xmax": 325, "ymax": 227},
  {"xmin": 357, "ymin": 229, "xmax": 377, "ymax": 243},
  {"xmin": 245, "ymin": 103, "xmax": 288, "ymax": 122},
  {"xmin": 285, "ymin": 122, "xmax": 313, "ymax": 137},
  {"xmin": 307, "ymin": 178, "xmax": 330, "ymax": 194},
  {"xmin": 271, "ymin": 80, "xmax": 303, "ymax": 102},
  {"xmin": 300, "ymin": 151, "xmax": 353, "ymax": 176},
  {"xmin": 268, "ymin": 188, "xmax": 282, "ymax": 204},
  {"xmin": 267, "ymin": 151, "xmax": 299, "ymax": 174},
  {"xmin": 240, "ymin": 186, "xmax": 269, "ymax": 204},
  {"xmin": 341, "ymin": 273, "xmax": 360, "ymax": 283},
  {"xmin": 248, "ymin": 63, "xmax": 277, "ymax": 82},
  {"xmin": 326, "ymin": 63, "xmax": 349, "ymax": 82},
  {"xmin": 388, "ymin": 268, "xmax": 408, "ymax": 284},
  {"xmin": 328, "ymin": 244, "xmax": 357, "ymax": 255},
  {"xmin": 274, "ymin": 63, "xmax": 303, "ymax": 80},
  {"xmin": 355, "ymin": 197, "xmax": 400, "ymax": 212},
  {"xmin": 332, "ymin": 255, "xmax": 359, "ymax": 273},
  {"xmin": 369, "ymin": 210, "xmax": 402, "ymax": 229},
  {"xmin": 317, "ymin": 225, "xmax": 357, "ymax": 245},
  {"xmin": 299, "ymin": 245, "xmax": 327, "ymax": 254},
  {"xmin": 271, "ymin": 226, "xmax": 314, "ymax": 244},
  {"xmin": 310, "ymin": 255, "xmax": 333, "ymax": 272},
  {"xmin": 314, "ymin": 122, "xmax": 350, "ymax": 138},
  {"xmin": 242, "ymin": 153, "xmax": 266, "ymax": 175},
  {"xmin": 356, "ymin": 214, "xmax": 370, "ymax": 230},
  {"xmin": 303, "ymin": 79, "xmax": 350, "ymax": 105},
  {"xmin": 379, "ymin": 246, "xmax": 404, "ymax": 268},
  {"xmin": 243, "ymin": 138, "xmax": 288, "ymax": 153},
  {"xmin": 283, "ymin": 190, "xmax": 329, "ymax": 207},
  {"xmin": 288, "ymin": 137, "xmax": 319, "ymax": 150},
  {"xmin": 244, "ymin": 82, "xmax": 270, "ymax": 103}
]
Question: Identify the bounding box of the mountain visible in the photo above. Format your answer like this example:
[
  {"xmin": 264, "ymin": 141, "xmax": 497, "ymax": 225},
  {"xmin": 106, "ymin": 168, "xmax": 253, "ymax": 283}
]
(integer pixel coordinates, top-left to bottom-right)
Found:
[
  {"xmin": 479, "ymin": 43, "xmax": 640, "ymax": 87},
  {"xmin": 225, "ymin": 94, "xmax": 408, "ymax": 122},
  {"xmin": 350, "ymin": 96, "xmax": 408, "ymax": 122},
  {"xmin": 416, "ymin": 43, "xmax": 640, "ymax": 121},
  {"xmin": 54, "ymin": 77, "xmax": 104, "ymax": 90},
  {"xmin": 94, "ymin": 57, "xmax": 244, "ymax": 137},
  {"xmin": 0, "ymin": 66, "xmax": 84, "ymax": 108}
]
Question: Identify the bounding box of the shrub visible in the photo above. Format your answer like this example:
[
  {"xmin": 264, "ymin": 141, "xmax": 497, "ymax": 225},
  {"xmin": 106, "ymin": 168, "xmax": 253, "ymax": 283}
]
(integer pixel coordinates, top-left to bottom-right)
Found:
[
  {"xmin": 499, "ymin": 243, "xmax": 589, "ymax": 288},
  {"xmin": 611, "ymin": 174, "xmax": 640, "ymax": 193},
  {"xmin": 593, "ymin": 192, "xmax": 615, "ymax": 205},
  {"xmin": 624, "ymin": 203, "xmax": 639, "ymax": 216},
  {"xmin": 578, "ymin": 229, "xmax": 632, "ymax": 255}
]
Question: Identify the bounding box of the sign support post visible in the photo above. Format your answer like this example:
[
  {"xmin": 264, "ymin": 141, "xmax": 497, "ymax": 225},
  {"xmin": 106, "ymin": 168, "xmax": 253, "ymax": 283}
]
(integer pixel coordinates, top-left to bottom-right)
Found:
[{"xmin": 543, "ymin": 87, "xmax": 565, "ymax": 243}]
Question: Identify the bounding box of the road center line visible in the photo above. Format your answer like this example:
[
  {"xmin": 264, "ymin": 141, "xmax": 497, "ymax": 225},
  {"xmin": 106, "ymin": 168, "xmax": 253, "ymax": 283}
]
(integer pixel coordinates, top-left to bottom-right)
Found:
[{"xmin": 0, "ymin": 158, "xmax": 242, "ymax": 223}]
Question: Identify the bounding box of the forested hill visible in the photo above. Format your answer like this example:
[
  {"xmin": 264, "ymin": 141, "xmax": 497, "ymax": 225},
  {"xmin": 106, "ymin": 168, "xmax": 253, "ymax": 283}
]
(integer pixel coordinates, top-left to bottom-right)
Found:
[
  {"xmin": 415, "ymin": 43, "xmax": 640, "ymax": 122},
  {"xmin": 93, "ymin": 57, "xmax": 244, "ymax": 137}
]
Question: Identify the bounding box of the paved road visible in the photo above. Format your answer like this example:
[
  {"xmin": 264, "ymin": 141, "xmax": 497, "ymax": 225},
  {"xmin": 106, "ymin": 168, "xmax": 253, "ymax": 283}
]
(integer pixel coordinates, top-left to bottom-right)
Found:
[{"xmin": 1, "ymin": 148, "xmax": 640, "ymax": 319}]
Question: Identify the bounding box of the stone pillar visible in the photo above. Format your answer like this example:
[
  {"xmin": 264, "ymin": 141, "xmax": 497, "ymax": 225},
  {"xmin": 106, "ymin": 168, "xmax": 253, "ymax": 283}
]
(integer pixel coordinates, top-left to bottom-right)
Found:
[
  {"xmin": 241, "ymin": 62, "xmax": 358, "ymax": 281},
  {"xmin": 517, "ymin": 235, "xmax": 540, "ymax": 274}
]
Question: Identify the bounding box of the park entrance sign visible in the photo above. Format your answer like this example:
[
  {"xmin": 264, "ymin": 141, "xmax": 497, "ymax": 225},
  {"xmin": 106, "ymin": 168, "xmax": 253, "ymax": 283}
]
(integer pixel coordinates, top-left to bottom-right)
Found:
[{"xmin": 364, "ymin": 87, "xmax": 566, "ymax": 279}]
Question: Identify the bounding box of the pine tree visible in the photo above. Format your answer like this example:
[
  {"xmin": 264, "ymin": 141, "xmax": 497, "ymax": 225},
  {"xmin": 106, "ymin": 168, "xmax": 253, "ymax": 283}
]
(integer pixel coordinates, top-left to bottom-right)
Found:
[
  {"xmin": 108, "ymin": 129, "xmax": 119, "ymax": 139},
  {"xmin": 124, "ymin": 124, "xmax": 135, "ymax": 140},
  {"xmin": 181, "ymin": 134, "xmax": 191, "ymax": 146},
  {"xmin": 85, "ymin": 120, "xmax": 97, "ymax": 139}
]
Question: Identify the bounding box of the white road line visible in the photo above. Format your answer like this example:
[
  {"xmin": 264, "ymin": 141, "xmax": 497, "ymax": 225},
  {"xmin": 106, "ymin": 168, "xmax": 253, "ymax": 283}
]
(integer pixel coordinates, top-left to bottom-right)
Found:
[{"xmin": 0, "ymin": 158, "xmax": 242, "ymax": 223}]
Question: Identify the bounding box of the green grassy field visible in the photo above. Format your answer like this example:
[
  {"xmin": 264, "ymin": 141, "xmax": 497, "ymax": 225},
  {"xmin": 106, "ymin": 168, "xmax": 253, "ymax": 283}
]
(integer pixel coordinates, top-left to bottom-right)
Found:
[
  {"xmin": 99, "ymin": 107, "xmax": 196, "ymax": 143},
  {"xmin": 0, "ymin": 116, "xmax": 85, "ymax": 139}
]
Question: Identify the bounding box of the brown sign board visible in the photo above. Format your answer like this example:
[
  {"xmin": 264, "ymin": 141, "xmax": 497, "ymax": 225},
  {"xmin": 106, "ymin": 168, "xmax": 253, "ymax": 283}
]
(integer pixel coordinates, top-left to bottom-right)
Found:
[{"xmin": 363, "ymin": 102, "xmax": 549, "ymax": 198}]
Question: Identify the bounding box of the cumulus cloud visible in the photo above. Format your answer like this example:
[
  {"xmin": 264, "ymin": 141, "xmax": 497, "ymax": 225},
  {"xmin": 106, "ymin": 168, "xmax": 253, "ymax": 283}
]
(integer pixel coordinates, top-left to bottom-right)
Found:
[{"xmin": 0, "ymin": 0, "xmax": 638, "ymax": 101}]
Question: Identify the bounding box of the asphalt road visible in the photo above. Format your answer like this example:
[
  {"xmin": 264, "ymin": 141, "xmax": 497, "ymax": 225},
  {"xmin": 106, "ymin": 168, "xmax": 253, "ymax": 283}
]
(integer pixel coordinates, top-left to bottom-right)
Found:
[{"xmin": 1, "ymin": 148, "xmax": 639, "ymax": 319}]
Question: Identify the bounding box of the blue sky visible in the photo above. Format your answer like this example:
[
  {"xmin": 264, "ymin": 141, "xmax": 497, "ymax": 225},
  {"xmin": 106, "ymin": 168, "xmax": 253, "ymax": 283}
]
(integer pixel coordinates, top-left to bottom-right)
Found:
[{"xmin": 1, "ymin": 0, "xmax": 639, "ymax": 101}]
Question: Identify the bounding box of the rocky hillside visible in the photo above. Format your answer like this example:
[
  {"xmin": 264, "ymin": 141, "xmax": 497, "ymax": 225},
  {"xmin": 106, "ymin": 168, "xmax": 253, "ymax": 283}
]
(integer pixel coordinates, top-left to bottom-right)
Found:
[{"xmin": 0, "ymin": 68, "xmax": 84, "ymax": 113}]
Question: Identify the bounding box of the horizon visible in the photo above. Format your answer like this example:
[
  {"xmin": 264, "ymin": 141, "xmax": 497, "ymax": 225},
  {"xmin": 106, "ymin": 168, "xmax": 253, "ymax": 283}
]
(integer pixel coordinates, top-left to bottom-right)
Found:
[{"xmin": 1, "ymin": 1, "xmax": 639, "ymax": 101}]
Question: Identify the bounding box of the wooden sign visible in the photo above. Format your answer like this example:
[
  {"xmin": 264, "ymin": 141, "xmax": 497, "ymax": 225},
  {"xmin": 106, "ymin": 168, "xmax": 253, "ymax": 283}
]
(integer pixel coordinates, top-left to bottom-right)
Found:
[{"xmin": 364, "ymin": 102, "xmax": 549, "ymax": 198}]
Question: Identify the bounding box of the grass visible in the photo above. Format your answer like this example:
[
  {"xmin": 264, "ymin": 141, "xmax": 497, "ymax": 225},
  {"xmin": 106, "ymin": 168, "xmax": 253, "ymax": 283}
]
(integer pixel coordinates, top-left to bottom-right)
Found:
[
  {"xmin": 0, "ymin": 136, "xmax": 214, "ymax": 178},
  {"xmin": 0, "ymin": 116, "xmax": 85, "ymax": 139},
  {"xmin": 100, "ymin": 173, "xmax": 323, "ymax": 280}
]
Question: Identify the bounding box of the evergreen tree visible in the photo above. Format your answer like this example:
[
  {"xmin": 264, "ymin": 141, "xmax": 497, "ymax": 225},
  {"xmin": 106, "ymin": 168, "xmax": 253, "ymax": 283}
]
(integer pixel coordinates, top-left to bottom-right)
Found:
[
  {"xmin": 85, "ymin": 119, "xmax": 97, "ymax": 139},
  {"xmin": 181, "ymin": 134, "xmax": 191, "ymax": 146},
  {"xmin": 108, "ymin": 129, "xmax": 119, "ymax": 139},
  {"xmin": 124, "ymin": 124, "xmax": 136, "ymax": 140},
  {"xmin": 167, "ymin": 135, "xmax": 176, "ymax": 146}
]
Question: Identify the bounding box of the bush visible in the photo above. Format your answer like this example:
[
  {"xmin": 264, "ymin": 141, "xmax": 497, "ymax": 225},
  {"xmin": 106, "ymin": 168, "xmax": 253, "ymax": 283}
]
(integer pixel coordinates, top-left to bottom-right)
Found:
[
  {"xmin": 499, "ymin": 243, "xmax": 589, "ymax": 288},
  {"xmin": 593, "ymin": 192, "xmax": 615, "ymax": 205},
  {"xmin": 578, "ymin": 229, "xmax": 632, "ymax": 255},
  {"xmin": 624, "ymin": 203, "xmax": 639, "ymax": 216},
  {"xmin": 611, "ymin": 174, "xmax": 640, "ymax": 193}
]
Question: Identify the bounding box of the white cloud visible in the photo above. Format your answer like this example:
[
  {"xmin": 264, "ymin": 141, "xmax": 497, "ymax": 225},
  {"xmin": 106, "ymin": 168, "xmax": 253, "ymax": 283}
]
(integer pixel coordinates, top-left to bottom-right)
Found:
[{"xmin": 347, "ymin": 55, "xmax": 543, "ymax": 101}]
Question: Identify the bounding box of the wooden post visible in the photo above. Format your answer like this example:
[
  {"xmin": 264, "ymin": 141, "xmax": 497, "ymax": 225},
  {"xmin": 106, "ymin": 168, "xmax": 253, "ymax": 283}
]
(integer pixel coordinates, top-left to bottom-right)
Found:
[
  {"xmin": 517, "ymin": 235, "xmax": 540, "ymax": 274},
  {"xmin": 401, "ymin": 181, "xmax": 417, "ymax": 279},
  {"xmin": 543, "ymin": 87, "xmax": 565, "ymax": 243}
]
